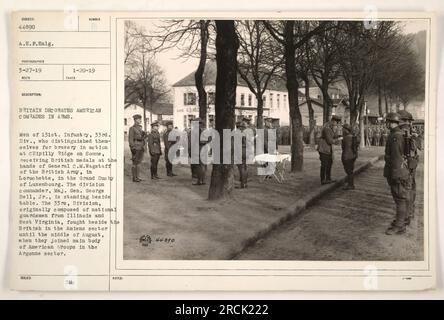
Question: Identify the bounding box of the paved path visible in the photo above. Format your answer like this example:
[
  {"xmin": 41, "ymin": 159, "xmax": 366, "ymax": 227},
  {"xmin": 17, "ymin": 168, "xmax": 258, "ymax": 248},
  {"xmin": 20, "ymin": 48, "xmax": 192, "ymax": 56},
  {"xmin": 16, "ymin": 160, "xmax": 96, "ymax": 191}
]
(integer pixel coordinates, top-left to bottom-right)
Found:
[{"xmin": 236, "ymin": 159, "xmax": 424, "ymax": 261}]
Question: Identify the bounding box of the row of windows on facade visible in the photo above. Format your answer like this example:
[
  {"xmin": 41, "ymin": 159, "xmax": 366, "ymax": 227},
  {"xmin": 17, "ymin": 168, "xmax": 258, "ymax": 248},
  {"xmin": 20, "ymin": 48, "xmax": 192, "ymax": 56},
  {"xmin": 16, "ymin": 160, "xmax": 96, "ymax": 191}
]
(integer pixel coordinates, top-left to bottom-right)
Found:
[
  {"xmin": 182, "ymin": 114, "xmax": 264, "ymax": 129},
  {"xmin": 183, "ymin": 92, "xmax": 289, "ymax": 109}
]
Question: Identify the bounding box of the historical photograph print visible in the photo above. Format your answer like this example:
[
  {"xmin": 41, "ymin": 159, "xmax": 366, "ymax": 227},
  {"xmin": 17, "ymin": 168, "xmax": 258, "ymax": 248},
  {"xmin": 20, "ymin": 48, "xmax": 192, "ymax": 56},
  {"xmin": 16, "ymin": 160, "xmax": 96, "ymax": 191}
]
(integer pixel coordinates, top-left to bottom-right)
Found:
[{"xmin": 122, "ymin": 18, "xmax": 428, "ymax": 261}]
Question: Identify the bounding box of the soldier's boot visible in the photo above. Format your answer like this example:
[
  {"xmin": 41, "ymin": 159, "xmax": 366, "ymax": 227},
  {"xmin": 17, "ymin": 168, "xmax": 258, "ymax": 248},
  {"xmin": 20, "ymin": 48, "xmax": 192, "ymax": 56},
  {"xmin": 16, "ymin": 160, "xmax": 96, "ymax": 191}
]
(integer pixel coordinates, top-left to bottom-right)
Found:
[
  {"xmin": 386, "ymin": 202, "xmax": 407, "ymax": 235},
  {"xmin": 131, "ymin": 166, "xmax": 138, "ymax": 182},
  {"xmin": 347, "ymin": 175, "xmax": 355, "ymax": 190},
  {"xmin": 342, "ymin": 175, "xmax": 353, "ymax": 190},
  {"xmin": 135, "ymin": 165, "xmax": 142, "ymax": 182},
  {"xmin": 150, "ymin": 167, "xmax": 154, "ymax": 179}
]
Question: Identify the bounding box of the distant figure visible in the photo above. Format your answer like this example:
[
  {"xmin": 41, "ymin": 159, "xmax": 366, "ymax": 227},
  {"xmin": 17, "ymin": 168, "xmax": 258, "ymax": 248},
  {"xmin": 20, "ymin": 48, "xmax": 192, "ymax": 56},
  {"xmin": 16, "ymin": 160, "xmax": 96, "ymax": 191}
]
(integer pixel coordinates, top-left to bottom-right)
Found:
[
  {"xmin": 147, "ymin": 121, "xmax": 162, "ymax": 179},
  {"xmin": 317, "ymin": 115, "xmax": 342, "ymax": 185},
  {"xmin": 128, "ymin": 114, "xmax": 145, "ymax": 182},
  {"xmin": 341, "ymin": 123, "xmax": 358, "ymax": 190}
]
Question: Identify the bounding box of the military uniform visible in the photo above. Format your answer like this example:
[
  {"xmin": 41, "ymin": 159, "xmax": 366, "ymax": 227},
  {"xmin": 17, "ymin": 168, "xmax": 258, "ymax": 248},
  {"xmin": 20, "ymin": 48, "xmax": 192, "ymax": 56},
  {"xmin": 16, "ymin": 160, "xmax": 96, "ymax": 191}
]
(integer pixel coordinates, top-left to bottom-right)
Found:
[
  {"xmin": 398, "ymin": 110, "xmax": 421, "ymax": 225},
  {"xmin": 384, "ymin": 112, "xmax": 411, "ymax": 235},
  {"xmin": 318, "ymin": 115, "xmax": 341, "ymax": 184},
  {"xmin": 163, "ymin": 121, "xmax": 178, "ymax": 177},
  {"xmin": 128, "ymin": 114, "xmax": 146, "ymax": 182},
  {"xmin": 341, "ymin": 123, "xmax": 357, "ymax": 190},
  {"xmin": 147, "ymin": 122, "xmax": 162, "ymax": 179}
]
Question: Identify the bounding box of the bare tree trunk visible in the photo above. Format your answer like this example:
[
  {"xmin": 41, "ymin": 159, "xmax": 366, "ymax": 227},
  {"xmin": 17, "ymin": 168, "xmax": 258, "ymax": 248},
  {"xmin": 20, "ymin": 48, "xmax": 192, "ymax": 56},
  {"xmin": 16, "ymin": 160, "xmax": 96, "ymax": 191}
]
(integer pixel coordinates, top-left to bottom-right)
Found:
[
  {"xmin": 195, "ymin": 20, "xmax": 209, "ymax": 128},
  {"xmin": 358, "ymin": 96, "xmax": 366, "ymax": 149},
  {"xmin": 304, "ymin": 77, "xmax": 315, "ymax": 146},
  {"xmin": 321, "ymin": 84, "xmax": 331, "ymax": 124},
  {"xmin": 208, "ymin": 20, "xmax": 238, "ymax": 200},
  {"xmin": 284, "ymin": 21, "xmax": 303, "ymax": 172},
  {"xmin": 377, "ymin": 82, "xmax": 383, "ymax": 117},
  {"xmin": 384, "ymin": 91, "xmax": 389, "ymax": 115},
  {"xmin": 142, "ymin": 102, "xmax": 147, "ymax": 131},
  {"xmin": 256, "ymin": 95, "xmax": 264, "ymax": 129}
]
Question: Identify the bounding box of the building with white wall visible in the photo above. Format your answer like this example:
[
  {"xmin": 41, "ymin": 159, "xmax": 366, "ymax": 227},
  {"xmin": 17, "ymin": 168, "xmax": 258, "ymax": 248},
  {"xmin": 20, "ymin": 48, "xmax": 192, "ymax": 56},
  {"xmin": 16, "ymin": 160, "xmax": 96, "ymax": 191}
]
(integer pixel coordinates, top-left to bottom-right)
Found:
[
  {"xmin": 172, "ymin": 61, "xmax": 293, "ymax": 130},
  {"xmin": 124, "ymin": 102, "xmax": 173, "ymax": 134}
]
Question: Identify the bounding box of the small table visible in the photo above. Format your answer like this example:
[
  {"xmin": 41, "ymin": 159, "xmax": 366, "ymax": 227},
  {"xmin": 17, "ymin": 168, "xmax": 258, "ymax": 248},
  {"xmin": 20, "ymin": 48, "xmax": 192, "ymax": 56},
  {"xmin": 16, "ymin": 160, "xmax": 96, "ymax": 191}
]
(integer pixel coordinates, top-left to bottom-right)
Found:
[{"xmin": 253, "ymin": 153, "xmax": 291, "ymax": 183}]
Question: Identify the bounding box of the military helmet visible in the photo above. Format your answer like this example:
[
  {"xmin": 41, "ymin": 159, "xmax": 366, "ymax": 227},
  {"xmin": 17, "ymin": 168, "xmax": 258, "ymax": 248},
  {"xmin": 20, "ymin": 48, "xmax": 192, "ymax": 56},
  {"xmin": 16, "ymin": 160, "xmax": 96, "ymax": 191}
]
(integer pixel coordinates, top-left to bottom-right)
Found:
[
  {"xmin": 385, "ymin": 112, "xmax": 401, "ymax": 123},
  {"xmin": 331, "ymin": 115, "xmax": 342, "ymax": 122},
  {"xmin": 397, "ymin": 110, "xmax": 414, "ymax": 121}
]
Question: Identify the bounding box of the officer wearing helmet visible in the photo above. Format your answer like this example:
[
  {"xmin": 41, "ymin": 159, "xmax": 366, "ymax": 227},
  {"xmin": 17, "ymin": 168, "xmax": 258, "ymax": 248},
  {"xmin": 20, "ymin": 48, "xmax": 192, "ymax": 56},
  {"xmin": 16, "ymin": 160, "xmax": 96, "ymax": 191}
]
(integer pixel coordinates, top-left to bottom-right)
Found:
[
  {"xmin": 398, "ymin": 110, "xmax": 421, "ymax": 225},
  {"xmin": 384, "ymin": 112, "xmax": 412, "ymax": 235}
]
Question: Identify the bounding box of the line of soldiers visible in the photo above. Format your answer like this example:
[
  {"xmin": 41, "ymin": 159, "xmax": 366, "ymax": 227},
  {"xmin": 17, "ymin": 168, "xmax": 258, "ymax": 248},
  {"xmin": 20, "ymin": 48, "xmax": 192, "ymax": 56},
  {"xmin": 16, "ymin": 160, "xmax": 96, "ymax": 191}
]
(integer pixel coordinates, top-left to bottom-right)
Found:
[
  {"xmin": 128, "ymin": 114, "xmax": 275, "ymax": 188},
  {"xmin": 384, "ymin": 110, "xmax": 421, "ymax": 235},
  {"xmin": 365, "ymin": 125, "xmax": 390, "ymax": 147},
  {"xmin": 128, "ymin": 114, "xmax": 178, "ymax": 182}
]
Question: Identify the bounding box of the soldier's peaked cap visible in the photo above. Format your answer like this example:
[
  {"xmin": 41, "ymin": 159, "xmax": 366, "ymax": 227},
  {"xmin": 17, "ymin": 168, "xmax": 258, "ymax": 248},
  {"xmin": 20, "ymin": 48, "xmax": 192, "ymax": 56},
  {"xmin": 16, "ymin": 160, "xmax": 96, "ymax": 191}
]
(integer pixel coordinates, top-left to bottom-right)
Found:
[
  {"xmin": 133, "ymin": 114, "xmax": 142, "ymax": 120},
  {"xmin": 331, "ymin": 115, "xmax": 342, "ymax": 122},
  {"xmin": 151, "ymin": 121, "xmax": 160, "ymax": 127}
]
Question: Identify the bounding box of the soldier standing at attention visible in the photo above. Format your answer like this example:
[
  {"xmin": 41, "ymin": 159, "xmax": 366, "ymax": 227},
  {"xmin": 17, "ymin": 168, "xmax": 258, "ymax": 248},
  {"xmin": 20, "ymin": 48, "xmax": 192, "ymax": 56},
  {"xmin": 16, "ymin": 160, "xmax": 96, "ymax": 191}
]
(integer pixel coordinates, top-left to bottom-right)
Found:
[
  {"xmin": 317, "ymin": 115, "xmax": 342, "ymax": 185},
  {"xmin": 147, "ymin": 121, "xmax": 162, "ymax": 179},
  {"xmin": 341, "ymin": 123, "xmax": 358, "ymax": 190},
  {"xmin": 163, "ymin": 121, "xmax": 178, "ymax": 177},
  {"xmin": 384, "ymin": 112, "xmax": 411, "ymax": 235},
  {"xmin": 398, "ymin": 110, "xmax": 421, "ymax": 225},
  {"xmin": 128, "ymin": 114, "xmax": 145, "ymax": 182}
]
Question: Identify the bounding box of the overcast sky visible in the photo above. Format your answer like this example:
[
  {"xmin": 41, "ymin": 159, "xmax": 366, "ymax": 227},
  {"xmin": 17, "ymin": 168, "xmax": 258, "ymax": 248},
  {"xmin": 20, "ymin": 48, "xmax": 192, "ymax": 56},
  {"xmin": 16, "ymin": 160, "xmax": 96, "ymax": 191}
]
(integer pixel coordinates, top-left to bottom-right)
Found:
[{"xmin": 133, "ymin": 19, "xmax": 428, "ymax": 87}]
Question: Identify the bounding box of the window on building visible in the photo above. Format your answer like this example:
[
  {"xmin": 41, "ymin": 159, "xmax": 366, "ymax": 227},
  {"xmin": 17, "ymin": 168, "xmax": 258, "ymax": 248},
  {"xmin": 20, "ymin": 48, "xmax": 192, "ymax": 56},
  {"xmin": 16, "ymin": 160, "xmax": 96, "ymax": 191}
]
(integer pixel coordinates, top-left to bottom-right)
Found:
[
  {"xmin": 277, "ymin": 94, "xmax": 280, "ymax": 109},
  {"xmin": 283, "ymin": 95, "xmax": 287, "ymax": 107},
  {"xmin": 208, "ymin": 92, "xmax": 215, "ymax": 105},
  {"xmin": 124, "ymin": 118, "xmax": 127, "ymax": 126},
  {"xmin": 263, "ymin": 95, "xmax": 267, "ymax": 108},
  {"xmin": 183, "ymin": 115, "xmax": 187, "ymax": 128},
  {"xmin": 240, "ymin": 93, "xmax": 245, "ymax": 106},
  {"xmin": 248, "ymin": 94, "xmax": 252, "ymax": 107},
  {"xmin": 184, "ymin": 92, "xmax": 197, "ymax": 105},
  {"xmin": 270, "ymin": 93, "xmax": 274, "ymax": 108}
]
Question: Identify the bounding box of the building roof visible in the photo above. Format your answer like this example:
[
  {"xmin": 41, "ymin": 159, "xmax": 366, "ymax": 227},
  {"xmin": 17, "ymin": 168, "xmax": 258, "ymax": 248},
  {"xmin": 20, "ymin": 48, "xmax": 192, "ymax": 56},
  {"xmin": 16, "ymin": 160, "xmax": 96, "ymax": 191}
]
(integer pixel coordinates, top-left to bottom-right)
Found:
[
  {"xmin": 125, "ymin": 102, "xmax": 173, "ymax": 115},
  {"xmin": 173, "ymin": 59, "xmax": 288, "ymax": 92}
]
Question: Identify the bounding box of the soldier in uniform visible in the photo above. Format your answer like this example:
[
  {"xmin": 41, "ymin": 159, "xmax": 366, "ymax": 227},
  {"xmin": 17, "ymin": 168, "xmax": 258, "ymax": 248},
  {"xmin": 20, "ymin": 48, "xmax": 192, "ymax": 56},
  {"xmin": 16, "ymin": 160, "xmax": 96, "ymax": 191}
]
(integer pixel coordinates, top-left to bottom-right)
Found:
[
  {"xmin": 398, "ymin": 110, "xmax": 421, "ymax": 225},
  {"xmin": 163, "ymin": 121, "xmax": 178, "ymax": 177},
  {"xmin": 147, "ymin": 121, "xmax": 162, "ymax": 179},
  {"xmin": 318, "ymin": 115, "xmax": 342, "ymax": 185},
  {"xmin": 341, "ymin": 123, "xmax": 358, "ymax": 190},
  {"xmin": 128, "ymin": 114, "xmax": 146, "ymax": 182},
  {"xmin": 374, "ymin": 126, "xmax": 381, "ymax": 146},
  {"xmin": 384, "ymin": 112, "xmax": 411, "ymax": 235}
]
